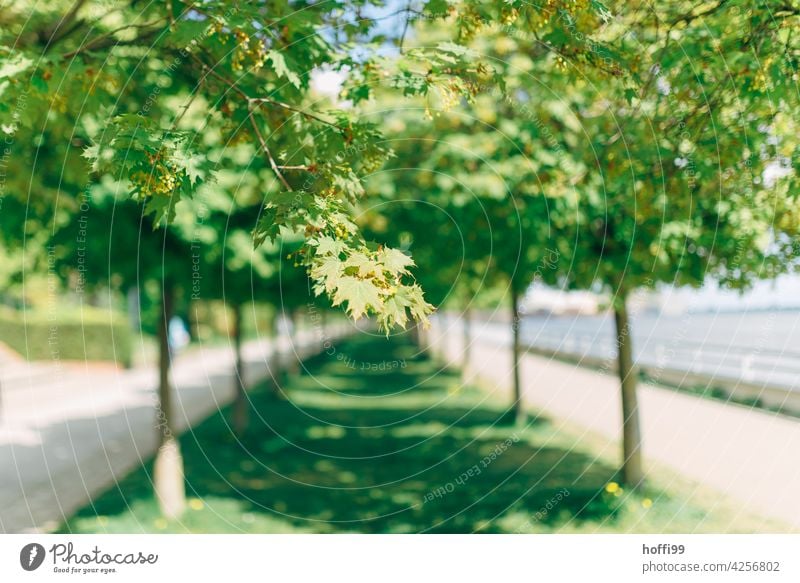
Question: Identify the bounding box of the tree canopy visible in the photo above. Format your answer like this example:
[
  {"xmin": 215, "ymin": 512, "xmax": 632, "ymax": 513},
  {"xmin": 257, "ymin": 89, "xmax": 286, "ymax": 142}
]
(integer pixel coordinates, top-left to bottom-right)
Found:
[{"xmin": 0, "ymin": 0, "xmax": 620, "ymax": 330}]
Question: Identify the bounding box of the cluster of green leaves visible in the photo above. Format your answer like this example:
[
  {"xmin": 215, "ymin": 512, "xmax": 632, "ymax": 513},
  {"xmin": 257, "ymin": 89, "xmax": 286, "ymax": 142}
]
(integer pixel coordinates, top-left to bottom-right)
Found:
[
  {"xmin": 11, "ymin": 0, "xmax": 787, "ymax": 330},
  {"xmin": 550, "ymin": 0, "xmax": 800, "ymax": 296},
  {"xmin": 366, "ymin": 0, "xmax": 800, "ymax": 311},
  {"xmin": 0, "ymin": 0, "xmax": 448, "ymax": 328},
  {"xmin": 85, "ymin": 115, "xmax": 214, "ymax": 224},
  {"xmin": 1, "ymin": 0, "xmax": 611, "ymax": 330},
  {"xmin": 309, "ymin": 235, "xmax": 428, "ymax": 328}
]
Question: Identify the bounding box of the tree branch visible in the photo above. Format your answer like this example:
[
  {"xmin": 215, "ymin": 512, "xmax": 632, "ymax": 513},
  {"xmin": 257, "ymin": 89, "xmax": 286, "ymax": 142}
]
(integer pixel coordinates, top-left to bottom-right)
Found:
[
  {"xmin": 190, "ymin": 51, "xmax": 342, "ymax": 129},
  {"xmin": 42, "ymin": 0, "xmax": 89, "ymax": 47},
  {"xmin": 61, "ymin": 21, "xmax": 166, "ymax": 59},
  {"xmin": 668, "ymin": 0, "xmax": 730, "ymax": 27},
  {"xmin": 248, "ymin": 110, "xmax": 292, "ymax": 191},
  {"xmin": 248, "ymin": 97, "xmax": 340, "ymax": 129},
  {"xmin": 189, "ymin": 52, "xmax": 251, "ymax": 99}
]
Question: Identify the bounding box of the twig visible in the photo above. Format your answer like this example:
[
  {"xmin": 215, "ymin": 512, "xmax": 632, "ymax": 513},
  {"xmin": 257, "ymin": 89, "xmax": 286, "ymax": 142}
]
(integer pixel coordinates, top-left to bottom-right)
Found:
[
  {"xmin": 189, "ymin": 52, "xmax": 251, "ymax": 100},
  {"xmin": 668, "ymin": 0, "xmax": 730, "ymax": 27},
  {"xmin": 248, "ymin": 97, "xmax": 340, "ymax": 128},
  {"xmin": 191, "ymin": 51, "xmax": 341, "ymax": 129},
  {"xmin": 189, "ymin": 52, "xmax": 329, "ymax": 187},
  {"xmin": 43, "ymin": 0, "xmax": 88, "ymax": 46},
  {"xmin": 62, "ymin": 21, "xmax": 165, "ymax": 58},
  {"xmin": 248, "ymin": 110, "xmax": 292, "ymax": 191},
  {"xmin": 399, "ymin": 1, "xmax": 413, "ymax": 53},
  {"xmin": 171, "ymin": 89, "xmax": 200, "ymax": 129}
]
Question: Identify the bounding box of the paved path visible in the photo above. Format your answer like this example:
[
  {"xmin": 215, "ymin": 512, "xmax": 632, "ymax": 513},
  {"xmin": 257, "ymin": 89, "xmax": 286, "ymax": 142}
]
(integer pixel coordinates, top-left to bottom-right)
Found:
[
  {"xmin": 429, "ymin": 315, "xmax": 800, "ymax": 530},
  {"xmin": 0, "ymin": 326, "xmax": 350, "ymax": 533}
]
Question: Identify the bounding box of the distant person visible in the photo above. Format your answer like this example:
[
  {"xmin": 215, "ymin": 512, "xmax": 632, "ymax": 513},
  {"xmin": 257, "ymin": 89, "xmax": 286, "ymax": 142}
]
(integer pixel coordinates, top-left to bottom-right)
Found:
[
  {"xmin": 168, "ymin": 316, "xmax": 190, "ymax": 357},
  {"xmin": 277, "ymin": 313, "xmax": 294, "ymax": 346}
]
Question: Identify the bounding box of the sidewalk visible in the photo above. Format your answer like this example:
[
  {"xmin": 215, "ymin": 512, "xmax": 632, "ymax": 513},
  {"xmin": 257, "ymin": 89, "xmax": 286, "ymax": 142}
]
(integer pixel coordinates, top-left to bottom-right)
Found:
[
  {"xmin": 0, "ymin": 325, "xmax": 350, "ymax": 533},
  {"xmin": 429, "ymin": 315, "xmax": 800, "ymax": 530}
]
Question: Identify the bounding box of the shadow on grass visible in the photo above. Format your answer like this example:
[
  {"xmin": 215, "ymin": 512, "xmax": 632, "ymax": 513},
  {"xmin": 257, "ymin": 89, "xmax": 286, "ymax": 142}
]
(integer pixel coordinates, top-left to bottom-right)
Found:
[{"xmin": 63, "ymin": 335, "xmax": 626, "ymax": 533}]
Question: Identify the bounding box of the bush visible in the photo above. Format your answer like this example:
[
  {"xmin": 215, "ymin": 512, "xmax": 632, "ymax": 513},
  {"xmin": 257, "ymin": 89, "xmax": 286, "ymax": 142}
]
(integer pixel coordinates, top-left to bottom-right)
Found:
[{"xmin": 0, "ymin": 306, "xmax": 133, "ymax": 367}]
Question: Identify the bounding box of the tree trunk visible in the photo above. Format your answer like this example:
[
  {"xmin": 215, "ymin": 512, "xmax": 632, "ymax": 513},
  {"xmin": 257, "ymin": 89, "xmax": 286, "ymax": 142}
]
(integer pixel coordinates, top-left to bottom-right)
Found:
[
  {"xmin": 511, "ymin": 290, "xmax": 525, "ymax": 425},
  {"xmin": 461, "ymin": 307, "xmax": 472, "ymax": 384},
  {"xmin": 614, "ymin": 297, "xmax": 644, "ymax": 488},
  {"xmin": 231, "ymin": 302, "xmax": 248, "ymax": 436},
  {"xmin": 289, "ymin": 310, "xmax": 301, "ymax": 374},
  {"xmin": 153, "ymin": 282, "xmax": 186, "ymax": 519},
  {"xmin": 320, "ymin": 309, "xmax": 328, "ymax": 340},
  {"xmin": 270, "ymin": 313, "xmax": 285, "ymax": 397},
  {"xmin": 410, "ymin": 322, "xmax": 420, "ymax": 347},
  {"xmin": 418, "ymin": 320, "xmax": 428, "ymax": 351},
  {"xmin": 127, "ymin": 285, "xmax": 140, "ymax": 331}
]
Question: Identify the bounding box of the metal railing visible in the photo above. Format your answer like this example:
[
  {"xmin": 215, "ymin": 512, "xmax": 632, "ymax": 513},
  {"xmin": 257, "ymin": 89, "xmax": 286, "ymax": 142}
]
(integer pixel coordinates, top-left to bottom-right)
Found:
[{"xmin": 522, "ymin": 325, "xmax": 800, "ymax": 391}]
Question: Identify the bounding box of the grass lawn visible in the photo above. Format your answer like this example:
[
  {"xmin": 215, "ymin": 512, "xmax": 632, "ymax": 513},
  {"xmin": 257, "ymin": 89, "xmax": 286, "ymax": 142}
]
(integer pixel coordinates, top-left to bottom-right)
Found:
[{"xmin": 60, "ymin": 335, "xmax": 787, "ymax": 533}]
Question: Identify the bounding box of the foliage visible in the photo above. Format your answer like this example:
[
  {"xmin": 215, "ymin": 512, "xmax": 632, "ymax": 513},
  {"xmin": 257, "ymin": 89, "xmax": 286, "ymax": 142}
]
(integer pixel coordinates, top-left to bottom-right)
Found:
[
  {"xmin": 0, "ymin": 0, "xmax": 616, "ymax": 330},
  {"xmin": 51, "ymin": 178, "xmax": 194, "ymax": 297},
  {"xmin": 536, "ymin": 1, "xmax": 799, "ymax": 295}
]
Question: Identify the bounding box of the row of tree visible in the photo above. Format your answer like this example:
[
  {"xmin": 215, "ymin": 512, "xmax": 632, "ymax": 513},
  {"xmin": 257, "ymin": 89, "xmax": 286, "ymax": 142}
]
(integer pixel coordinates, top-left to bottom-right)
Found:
[
  {"xmin": 50, "ymin": 173, "xmax": 318, "ymax": 517},
  {"xmin": 366, "ymin": 4, "xmax": 800, "ymax": 487},
  {"xmin": 1, "ymin": 0, "xmax": 798, "ymax": 508},
  {"xmin": 0, "ymin": 0, "xmax": 628, "ymax": 517}
]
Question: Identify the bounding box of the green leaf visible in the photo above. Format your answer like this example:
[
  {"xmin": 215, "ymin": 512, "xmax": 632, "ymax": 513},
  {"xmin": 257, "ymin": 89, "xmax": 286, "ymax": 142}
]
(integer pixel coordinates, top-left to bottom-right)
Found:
[
  {"xmin": 267, "ymin": 51, "xmax": 301, "ymax": 88},
  {"xmin": 344, "ymin": 251, "xmax": 378, "ymax": 277},
  {"xmin": 314, "ymin": 236, "xmax": 347, "ymax": 256},
  {"xmin": 378, "ymin": 247, "xmax": 414, "ymax": 274},
  {"xmin": 310, "ymin": 255, "xmax": 344, "ymax": 293},
  {"xmin": 332, "ymin": 276, "xmax": 382, "ymax": 320}
]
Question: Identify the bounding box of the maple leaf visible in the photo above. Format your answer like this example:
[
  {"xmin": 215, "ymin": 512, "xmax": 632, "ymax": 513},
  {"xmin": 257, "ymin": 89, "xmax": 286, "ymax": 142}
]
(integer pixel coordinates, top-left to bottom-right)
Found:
[
  {"xmin": 380, "ymin": 295, "xmax": 410, "ymax": 329},
  {"xmin": 332, "ymin": 276, "xmax": 383, "ymax": 320},
  {"xmin": 344, "ymin": 251, "xmax": 377, "ymax": 277},
  {"xmin": 310, "ymin": 255, "xmax": 344, "ymax": 293},
  {"xmin": 267, "ymin": 51, "xmax": 301, "ymax": 89},
  {"xmin": 378, "ymin": 247, "xmax": 415, "ymax": 274},
  {"xmin": 314, "ymin": 236, "xmax": 347, "ymax": 256}
]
